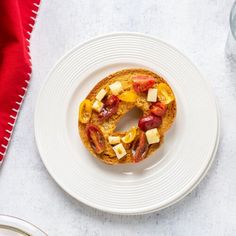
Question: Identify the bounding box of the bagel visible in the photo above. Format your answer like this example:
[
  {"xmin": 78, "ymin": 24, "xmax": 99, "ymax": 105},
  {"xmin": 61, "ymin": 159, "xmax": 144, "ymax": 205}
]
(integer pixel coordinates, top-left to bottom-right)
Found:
[{"xmin": 78, "ymin": 68, "xmax": 176, "ymax": 165}]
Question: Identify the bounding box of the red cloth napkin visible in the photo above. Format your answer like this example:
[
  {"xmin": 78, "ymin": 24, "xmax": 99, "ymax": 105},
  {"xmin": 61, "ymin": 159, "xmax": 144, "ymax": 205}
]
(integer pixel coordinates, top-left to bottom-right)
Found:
[{"xmin": 0, "ymin": 0, "xmax": 40, "ymax": 163}]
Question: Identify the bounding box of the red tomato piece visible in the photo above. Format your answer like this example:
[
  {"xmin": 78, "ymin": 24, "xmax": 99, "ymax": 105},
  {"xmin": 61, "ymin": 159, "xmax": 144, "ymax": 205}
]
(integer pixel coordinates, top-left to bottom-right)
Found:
[
  {"xmin": 138, "ymin": 115, "xmax": 162, "ymax": 131},
  {"xmin": 86, "ymin": 124, "xmax": 105, "ymax": 154},
  {"xmin": 132, "ymin": 75, "xmax": 156, "ymax": 93},
  {"xmin": 133, "ymin": 131, "xmax": 148, "ymax": 163},
  {"xmin": 98, "ymin": 95, "xmax": 120, "ymax": 120},
  {"xmin": 150, "ymin": 102, "xmax": 167, "ymax": 117}
]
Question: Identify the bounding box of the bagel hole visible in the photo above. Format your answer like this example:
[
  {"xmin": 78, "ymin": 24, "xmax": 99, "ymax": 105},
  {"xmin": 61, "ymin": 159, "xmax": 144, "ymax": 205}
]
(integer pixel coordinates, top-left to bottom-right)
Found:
[{"xmin": 115, "ymin": 107, "xmax": 143, "ymax": 131}]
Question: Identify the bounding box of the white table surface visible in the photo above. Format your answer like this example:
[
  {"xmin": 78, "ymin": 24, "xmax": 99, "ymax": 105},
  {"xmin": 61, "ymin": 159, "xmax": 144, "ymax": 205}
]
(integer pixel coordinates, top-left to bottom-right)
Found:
[{"xmin": 0, "ymin": 0, "xmax": 236, "ymax": 235}]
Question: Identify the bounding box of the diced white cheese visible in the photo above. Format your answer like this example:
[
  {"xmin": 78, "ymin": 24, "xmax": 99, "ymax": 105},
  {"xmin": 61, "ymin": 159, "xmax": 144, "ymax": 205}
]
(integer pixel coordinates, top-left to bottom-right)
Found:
[
  {"xmin": 112, "ymin": 143, "xmax": 127, "ymax": 159},
  {"xmin": 92, "ymin": 100, "xmax": 103, "ymax": 112},
  {"xmin": 147, "ymin": 88, "xmax": 158, "ymax": 102},
  {"xmin": 109, "ymin": 81, "xmax": 123, "ymax": 95},
  {"xmin": 96, "ymin": 89, "xmax": 107, "ymax": 101},
  {"xmin": 145, "ymin": 128, "xmax": 160, "ymax": 144},
  {"xmin": 108, "ymin": 136, "xmax": 121, "ymax": 145}
]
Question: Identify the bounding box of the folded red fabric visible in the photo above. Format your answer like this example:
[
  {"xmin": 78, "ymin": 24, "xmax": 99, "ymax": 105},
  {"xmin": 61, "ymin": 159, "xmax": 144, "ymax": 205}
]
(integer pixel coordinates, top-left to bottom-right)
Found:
[{"xmin": 0, "ymin": 0, "xmax": 40, "ymax": 163}]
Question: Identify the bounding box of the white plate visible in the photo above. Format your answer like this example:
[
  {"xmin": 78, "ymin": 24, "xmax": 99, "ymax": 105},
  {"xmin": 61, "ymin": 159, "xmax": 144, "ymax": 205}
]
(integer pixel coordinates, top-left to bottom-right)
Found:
[
  {"xmin": 0, "ymin": 215, "xmax": 47, "ymax": 235},
  {"xmin": 35, "ymin": 33, "xmax": 219, "ymax": 215}
]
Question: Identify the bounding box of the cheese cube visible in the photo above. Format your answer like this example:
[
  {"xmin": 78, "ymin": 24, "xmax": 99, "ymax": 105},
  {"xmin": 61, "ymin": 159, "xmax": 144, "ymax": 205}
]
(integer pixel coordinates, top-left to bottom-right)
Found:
[
  {"xmin": 145, "ymin": 128, "xmax": 160, "ymax": 144},
  {"xmin": 147, "ymin": 88, "xmax": 158, "ymax": 102},
  {"xmin": 96, "ymin": 89, "xmax": 107, "ymax": 101},
  {"xmin": 92, "ymin": 100, "xmax": 103, "ymax": 112},
  {"xmin": 109, "ymin": 81, "xmax": 123, "ymax": 95},
  {"xmin": 108, "ymin": 136, "xmax": 121, "ymax": 145},
  {"xmin": 112, "ymin": 143, "xmax": 127, "ymax": 159}
]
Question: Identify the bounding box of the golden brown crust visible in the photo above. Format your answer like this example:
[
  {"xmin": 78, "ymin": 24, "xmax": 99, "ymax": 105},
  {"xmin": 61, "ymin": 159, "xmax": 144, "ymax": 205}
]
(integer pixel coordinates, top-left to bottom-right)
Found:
[{"xmin": 78, "ymin": 68, "xmax": 176, "ymax": 165}]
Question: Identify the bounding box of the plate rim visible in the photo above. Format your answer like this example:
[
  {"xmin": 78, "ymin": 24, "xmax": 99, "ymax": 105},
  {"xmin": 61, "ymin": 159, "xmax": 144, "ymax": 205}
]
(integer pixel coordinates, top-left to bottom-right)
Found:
[
  {"xmin": 34, "ymin": 32, "xmax": 220, "ymax": 215},
  {"xmin": 0, "ymin": 214, "xmax": 47, "ymax": 235}
]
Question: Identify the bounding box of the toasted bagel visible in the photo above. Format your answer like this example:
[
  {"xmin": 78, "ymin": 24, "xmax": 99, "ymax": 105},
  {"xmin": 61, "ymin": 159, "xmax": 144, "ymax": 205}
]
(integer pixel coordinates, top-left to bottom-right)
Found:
[{"xmin": 78, "ymin": 68, "xmax": 176, "ymax": 165}]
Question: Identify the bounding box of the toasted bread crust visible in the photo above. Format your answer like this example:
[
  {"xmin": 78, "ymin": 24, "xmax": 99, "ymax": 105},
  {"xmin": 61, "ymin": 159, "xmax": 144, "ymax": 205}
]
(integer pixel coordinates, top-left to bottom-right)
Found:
[{"xmin": 78, "ymin": 68, "xmax": 176, "ymax": 165}]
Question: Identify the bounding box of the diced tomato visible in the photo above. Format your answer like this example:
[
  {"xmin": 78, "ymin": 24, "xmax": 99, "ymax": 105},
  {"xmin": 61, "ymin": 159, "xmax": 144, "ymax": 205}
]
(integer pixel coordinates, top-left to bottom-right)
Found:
[
  {"xmin": 132, "ymin": 75, "xmax": 156, "ymax": 93},
  {"xmin": 157, "ymin": 83, "xmax": 175, "ymax": 104},
  {"xmin": 121, "ymin": 127, "xmax": 137, "ymax": 144},
  {"xmin": 150, "ymin": 102, "xmax": 167, "ymax": 117},
  {"xmin": 86, "ymin": 124, "xmax": 105, "ymax": 154},
  {"xmin": 105, "ymin": 95, "xmax": 119, "ymax": 106},
  {"xmin": 79, "ymin": 99, "xmax": 92, "ymax": 123},
  {"xmin": 133, "ymin": 131, "xmax": 148, "ymax": 163},
  {"xmin": 98, "ymin": 95, "xmax": 120, "ymax": 120},
  {"xmin": 118, "ymin": 91, "xmax": 137, "ymax": 103},
  {"xmin": 138, "ymin": 115, "xmax": 162, "ymax": 131}
]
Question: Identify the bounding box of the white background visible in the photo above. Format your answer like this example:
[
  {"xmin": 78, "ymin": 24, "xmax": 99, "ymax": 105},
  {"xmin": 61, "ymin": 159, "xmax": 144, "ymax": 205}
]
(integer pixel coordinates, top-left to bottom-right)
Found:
[{"xmin": 0, "ymin": 0, "xmax": 236, "ymax": 235}]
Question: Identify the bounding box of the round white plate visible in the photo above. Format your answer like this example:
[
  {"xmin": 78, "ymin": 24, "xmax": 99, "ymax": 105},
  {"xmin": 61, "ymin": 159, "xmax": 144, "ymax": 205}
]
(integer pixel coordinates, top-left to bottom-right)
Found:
[
  {"xmin": 0, "ymin": 215, "xmax": 47, "ymax": 235},
  {"xmin": 35, "ymin": 33, "xmax": 219, "ymax": 215}
]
